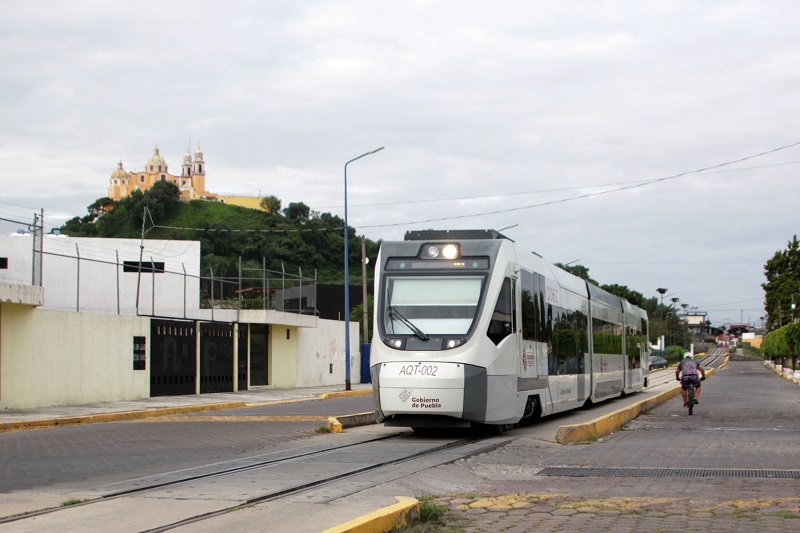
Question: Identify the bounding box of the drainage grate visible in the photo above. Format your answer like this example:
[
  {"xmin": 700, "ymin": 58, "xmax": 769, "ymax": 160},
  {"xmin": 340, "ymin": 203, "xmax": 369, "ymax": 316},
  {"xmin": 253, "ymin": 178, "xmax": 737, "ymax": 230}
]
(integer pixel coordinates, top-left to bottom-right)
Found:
[{"xmin": 537, "ymin": 467, "xmax": 800, "ymax": 479}]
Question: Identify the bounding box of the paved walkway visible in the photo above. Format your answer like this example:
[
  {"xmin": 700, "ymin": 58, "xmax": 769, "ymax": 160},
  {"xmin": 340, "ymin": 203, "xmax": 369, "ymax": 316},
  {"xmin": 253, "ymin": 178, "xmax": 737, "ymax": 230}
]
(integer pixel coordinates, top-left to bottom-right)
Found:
[{"xmin": 387, "ymin": 361, "xmax": 800, "ymax": 532}]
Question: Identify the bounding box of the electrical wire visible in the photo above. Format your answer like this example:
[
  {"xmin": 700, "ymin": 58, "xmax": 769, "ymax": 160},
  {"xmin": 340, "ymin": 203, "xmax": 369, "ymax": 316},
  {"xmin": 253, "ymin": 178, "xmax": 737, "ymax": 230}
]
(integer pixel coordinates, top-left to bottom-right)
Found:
[
  {"xmin": 357, "ymin": 140, "xmax": 800, "ymax": 229},
  {"xmin": 324, "ymin": 159, "xmax": 800, "ymax": 210}
]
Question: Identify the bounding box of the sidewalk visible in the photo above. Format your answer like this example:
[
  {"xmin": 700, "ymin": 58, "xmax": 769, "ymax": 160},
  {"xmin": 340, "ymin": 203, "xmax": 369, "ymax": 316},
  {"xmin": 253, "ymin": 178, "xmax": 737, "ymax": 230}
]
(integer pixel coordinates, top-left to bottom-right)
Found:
[{"xmin": 0, "ymin": 384, "xmax": 373, "ymax": 432}]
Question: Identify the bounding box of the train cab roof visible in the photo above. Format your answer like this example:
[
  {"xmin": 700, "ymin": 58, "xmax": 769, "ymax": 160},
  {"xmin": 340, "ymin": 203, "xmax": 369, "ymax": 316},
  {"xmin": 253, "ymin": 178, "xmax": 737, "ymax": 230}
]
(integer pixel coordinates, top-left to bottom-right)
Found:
[{"xmin": 404, "ymin": 229, "xmax": 512, "ymax": 241}]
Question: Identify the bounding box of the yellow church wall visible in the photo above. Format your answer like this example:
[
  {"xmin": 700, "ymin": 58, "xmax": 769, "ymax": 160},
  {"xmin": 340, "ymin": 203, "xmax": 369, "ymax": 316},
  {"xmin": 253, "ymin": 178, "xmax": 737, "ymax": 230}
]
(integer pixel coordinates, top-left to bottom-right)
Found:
[{"xmin": 219, "ymin": 195, "xmax": 263, "ymax": 210}]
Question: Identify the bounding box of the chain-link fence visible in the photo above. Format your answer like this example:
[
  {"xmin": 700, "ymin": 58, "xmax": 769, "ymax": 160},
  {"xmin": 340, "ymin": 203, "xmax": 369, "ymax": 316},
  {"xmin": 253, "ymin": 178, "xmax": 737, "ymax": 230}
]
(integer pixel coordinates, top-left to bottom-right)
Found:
[
  {"xmin": 2, "ymin": 226, "xmax": 317, "ymax": 318},
  {"xmin": 0, "ymin": 212, "xmax": 43, "ymax": 286}
]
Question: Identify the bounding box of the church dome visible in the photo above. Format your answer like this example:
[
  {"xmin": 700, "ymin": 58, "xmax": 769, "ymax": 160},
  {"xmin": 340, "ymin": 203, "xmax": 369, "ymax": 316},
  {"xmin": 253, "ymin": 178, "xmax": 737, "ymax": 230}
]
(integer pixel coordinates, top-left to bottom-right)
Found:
[
  {"xmin": 194, "ymin": 144, "xmax": 204, "ymax": 162},
  {"xmin": 147, "ymin": 146, "xmax": 168, "ymax": 172},
  {"xmin": 110, "ymin": 161, "xmax": 128, "ymax": 180}
]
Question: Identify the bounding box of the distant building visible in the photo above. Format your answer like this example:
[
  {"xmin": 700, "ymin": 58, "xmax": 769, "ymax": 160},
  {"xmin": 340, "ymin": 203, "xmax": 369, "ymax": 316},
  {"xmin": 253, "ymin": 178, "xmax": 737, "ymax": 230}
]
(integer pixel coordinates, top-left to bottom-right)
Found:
[
  {"xmin": 107, "ymin": 145, "xmax": 214, "ymax": 202},
  {"xmin": 217, "ymin": 195, "xmax": 263, "ymax": 209}
]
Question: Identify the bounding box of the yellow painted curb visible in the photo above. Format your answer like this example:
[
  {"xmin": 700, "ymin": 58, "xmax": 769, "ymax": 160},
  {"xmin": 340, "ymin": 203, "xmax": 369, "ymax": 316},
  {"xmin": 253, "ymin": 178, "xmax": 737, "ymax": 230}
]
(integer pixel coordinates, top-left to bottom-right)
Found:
[
  {"xmin": 321, "ymin": 497, "xmax": 420, "ymax": 533},
  {"xmin": 0, "ymin": 401, "xmax": 247, "ymax": 433},
  {"xmin": 328, "ymin": 416, "xmax": 343, "ymax": 433},
  {"xmin": 321, "ymin": 389, "xmax": 373, "ymax": 400},
  {"xmin": 556, "ymin": 368, "xmax": 717, "ymax": 444},
  {"xmin": 244, "ymin": 388, "xmax": 371, "ymax": 408}
]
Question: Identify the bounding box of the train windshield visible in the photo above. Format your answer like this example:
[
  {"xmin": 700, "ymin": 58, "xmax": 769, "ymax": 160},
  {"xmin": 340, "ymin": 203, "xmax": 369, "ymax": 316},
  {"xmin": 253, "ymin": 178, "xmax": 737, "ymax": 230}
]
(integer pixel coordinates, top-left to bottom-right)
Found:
[{"xmin": 383, "ymin": 275, "xmax": 483, "ymax": 336}]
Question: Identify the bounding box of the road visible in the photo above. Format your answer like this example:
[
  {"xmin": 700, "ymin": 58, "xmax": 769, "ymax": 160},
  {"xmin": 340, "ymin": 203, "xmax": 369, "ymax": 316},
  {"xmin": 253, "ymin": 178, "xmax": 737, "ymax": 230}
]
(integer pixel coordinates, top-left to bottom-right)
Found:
[{"xmin": 2, "ymin": 358, "xmax": 798, "ymax": 532}]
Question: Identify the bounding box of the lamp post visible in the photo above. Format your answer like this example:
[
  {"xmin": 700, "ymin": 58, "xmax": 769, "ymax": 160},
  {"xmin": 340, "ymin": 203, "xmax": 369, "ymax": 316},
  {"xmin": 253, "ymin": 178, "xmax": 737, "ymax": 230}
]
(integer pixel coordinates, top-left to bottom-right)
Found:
[
  {"xmin": 656, "ymin": 288, "xmax": 668, "ymax": 318},
  {"xmin": 669, "ymin": 297, "xmax": 680, "ymax": 348},
  {"xmin": 344, "ymin": 147, "xmax": 384, "ymax": 391}
]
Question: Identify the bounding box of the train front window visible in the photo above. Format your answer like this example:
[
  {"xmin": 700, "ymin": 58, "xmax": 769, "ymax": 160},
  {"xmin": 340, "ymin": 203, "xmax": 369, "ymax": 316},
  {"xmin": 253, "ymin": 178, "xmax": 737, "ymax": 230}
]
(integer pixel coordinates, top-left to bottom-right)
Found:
[{"xmin": 383, "ymin": 276, "xmax": 483, "ymax": 336}]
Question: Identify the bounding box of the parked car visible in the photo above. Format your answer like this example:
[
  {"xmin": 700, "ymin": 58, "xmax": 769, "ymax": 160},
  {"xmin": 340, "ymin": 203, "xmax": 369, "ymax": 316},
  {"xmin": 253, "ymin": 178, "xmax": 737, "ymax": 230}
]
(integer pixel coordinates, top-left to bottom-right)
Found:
[{"xmin": 649, "ymin": 355, "xmax": 668, "ymax": 370}]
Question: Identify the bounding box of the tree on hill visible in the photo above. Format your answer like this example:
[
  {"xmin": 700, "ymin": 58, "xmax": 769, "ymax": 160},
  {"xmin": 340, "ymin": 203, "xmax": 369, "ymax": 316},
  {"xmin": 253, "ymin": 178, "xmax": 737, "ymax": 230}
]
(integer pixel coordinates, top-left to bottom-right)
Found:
[
  {"xmin": 87, "ymin": 197, "xmax": 115, "ymax": 221},
  {"xmin": 61, "ymin": 182, "xmax": 181, "ymax": 238},
  {"xmin": 283, "ymin": 201, "xmax": 311, "ymax": 222},
  {"xmin": 259, "ymin": 195, "xmax": 282, "ymax": 214}
]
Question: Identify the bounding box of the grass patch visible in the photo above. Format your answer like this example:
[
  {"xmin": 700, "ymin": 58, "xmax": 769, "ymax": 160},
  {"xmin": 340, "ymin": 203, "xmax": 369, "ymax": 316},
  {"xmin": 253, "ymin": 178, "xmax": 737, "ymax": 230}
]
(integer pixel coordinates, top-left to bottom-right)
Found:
[
  {"xmin": 61, "ymin": 498, "xmax": 85, "ymax": 506},
  {"xmin": 399, "ymin": 497, "xmax": 467, "ymax": 533},
  {"xmin": 419, "ymin": 497, "xmax": 449, "ymax": 524},
  {"xmin": 314, "ymin": 425, "xmax": 331, "ymax": 433}
]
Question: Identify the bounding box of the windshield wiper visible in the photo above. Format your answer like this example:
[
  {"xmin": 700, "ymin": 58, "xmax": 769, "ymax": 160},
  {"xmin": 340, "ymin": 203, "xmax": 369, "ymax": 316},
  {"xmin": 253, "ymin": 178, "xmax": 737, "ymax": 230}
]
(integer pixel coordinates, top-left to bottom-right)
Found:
[{"xmin": 387, "ymin": 305, "xmax": 429, "ymax": 341}]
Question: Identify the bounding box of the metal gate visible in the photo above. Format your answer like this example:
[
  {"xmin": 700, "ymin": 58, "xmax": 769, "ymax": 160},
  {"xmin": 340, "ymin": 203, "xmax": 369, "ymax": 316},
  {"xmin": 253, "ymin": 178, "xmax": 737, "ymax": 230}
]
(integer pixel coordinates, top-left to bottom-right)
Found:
[
  {"xmin": 199, "ymin": 322, "xmax": 234, "ymax": 393},
  {"xmin": 237, "ymin": 324, "xmax": 248, "ymax": 391},
  {"xmin": 150, "ymin": 319, "xmax": 197, "ymax": 397}
]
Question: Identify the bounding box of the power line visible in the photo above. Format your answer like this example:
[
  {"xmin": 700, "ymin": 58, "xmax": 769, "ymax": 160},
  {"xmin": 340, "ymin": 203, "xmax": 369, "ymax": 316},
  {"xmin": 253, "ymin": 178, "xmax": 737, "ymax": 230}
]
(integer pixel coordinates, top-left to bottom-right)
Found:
[
  {"xmin": 357, "ymin": 140, "xmax": 800, "ymax": 229},
  {"xmin": 325, "ymin": 158, "xmax": 800, "ymax": 210}
]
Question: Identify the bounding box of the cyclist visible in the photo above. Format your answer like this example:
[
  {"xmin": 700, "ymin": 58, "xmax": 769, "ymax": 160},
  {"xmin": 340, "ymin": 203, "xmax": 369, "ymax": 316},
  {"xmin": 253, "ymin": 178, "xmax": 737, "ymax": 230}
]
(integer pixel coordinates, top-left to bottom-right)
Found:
[{"xmin": 676, "ymin": 353, "xmax": 706, "ymax": 407}]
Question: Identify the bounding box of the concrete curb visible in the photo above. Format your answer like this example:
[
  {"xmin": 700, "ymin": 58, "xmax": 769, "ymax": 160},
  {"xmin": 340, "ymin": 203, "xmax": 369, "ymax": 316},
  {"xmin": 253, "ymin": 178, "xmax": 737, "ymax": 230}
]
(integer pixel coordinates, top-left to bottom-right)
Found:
[
  {"xmin": 556, "ymin": 366, "xmax": 719, "ymax": 444},
  {"xmin": 321, "ymin": 389, "xmax": 373, "ymax": 400},
  {"xmin": 327, "ymin": 412, "xmax": 377, "ymax": 432},
  {"xmin": 765, "ymin": 361, "xmax": 800, "ymax": 385},
  {"xmin": 0, "ymin": 401, "xmax": 248, "ymax": 432},
  {"xmin": 321, "ymin": 497, "xmax": 420, "ymax": 533},
  {"xmin": 0, "ymin": 389, "xmax": 373, "ymax": 433}
]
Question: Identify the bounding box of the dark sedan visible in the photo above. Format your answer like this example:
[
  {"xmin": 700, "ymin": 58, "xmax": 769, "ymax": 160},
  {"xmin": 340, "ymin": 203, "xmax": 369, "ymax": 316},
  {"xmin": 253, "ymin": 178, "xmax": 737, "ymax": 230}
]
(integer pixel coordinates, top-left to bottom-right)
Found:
[{"xmin": 649, "ymin": 355, "xmax": 668, "ymax": 370}]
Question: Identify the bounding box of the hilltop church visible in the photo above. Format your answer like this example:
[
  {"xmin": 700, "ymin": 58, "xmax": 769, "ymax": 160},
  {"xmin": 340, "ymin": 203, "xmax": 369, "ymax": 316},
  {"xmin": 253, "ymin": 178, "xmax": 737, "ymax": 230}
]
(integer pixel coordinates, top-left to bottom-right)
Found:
[{"xmin": 107, "ymin": 146, "xmax": 215, "ymax": 202}]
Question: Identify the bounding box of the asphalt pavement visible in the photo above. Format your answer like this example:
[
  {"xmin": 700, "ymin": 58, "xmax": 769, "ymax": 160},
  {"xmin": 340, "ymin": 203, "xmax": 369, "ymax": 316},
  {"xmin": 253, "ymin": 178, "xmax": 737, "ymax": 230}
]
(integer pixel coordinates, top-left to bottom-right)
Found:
[{"xmin": 3, "ymin": 359, "xmax": 798, "ymax": 532}]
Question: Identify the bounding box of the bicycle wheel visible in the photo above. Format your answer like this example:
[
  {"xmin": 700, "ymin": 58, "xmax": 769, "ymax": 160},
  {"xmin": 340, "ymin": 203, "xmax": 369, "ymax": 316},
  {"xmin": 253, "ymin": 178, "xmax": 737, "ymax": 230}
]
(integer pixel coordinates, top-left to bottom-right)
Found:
[{"xmin": 687, "ymin": 385, "xmax": 695, "ymax": 416}]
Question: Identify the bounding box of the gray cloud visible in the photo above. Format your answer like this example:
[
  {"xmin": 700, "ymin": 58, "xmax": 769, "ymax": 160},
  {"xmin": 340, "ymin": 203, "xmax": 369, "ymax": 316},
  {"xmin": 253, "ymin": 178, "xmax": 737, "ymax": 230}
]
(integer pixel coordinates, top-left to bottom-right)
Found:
[{"xmin": 2, "ymin": 0, "xmax": 799, "ymax": 326}]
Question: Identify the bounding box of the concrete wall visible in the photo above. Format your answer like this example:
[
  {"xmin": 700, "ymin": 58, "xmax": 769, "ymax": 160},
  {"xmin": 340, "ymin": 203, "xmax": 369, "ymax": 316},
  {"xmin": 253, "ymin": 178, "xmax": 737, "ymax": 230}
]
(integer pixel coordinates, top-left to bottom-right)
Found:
[
  {"xmin": 0, "ymin": 303, "xmax": 361, "ymax": 410},
  {"xmin": 295, "ymin": 319, "xmax": 360, "ymax": 387},
  {"xmin": 0, "ymin": 304, "xmax": 150, "ymax": 409},
  {"xmin": 0, "ymin": 236, "xmax": 201, "ymax": 315}
]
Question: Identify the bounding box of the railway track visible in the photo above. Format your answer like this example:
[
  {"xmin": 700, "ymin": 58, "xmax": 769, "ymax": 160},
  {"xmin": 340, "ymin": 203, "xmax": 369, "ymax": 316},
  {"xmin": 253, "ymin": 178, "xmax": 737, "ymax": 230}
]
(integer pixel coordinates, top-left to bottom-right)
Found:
[
  {"xmin": 645, "ymin": 349, "xmax": 725, "ymax": 388},
  {"xmin": 1, "ymin": 430, "xmax": 511, "ymax": 531}
]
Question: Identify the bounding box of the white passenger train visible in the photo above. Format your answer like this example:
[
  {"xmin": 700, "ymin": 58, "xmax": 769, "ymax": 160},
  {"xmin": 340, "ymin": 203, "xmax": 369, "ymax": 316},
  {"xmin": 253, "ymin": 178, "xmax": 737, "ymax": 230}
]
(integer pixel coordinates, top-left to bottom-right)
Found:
[{"xmin": 370, "ymin": 229, "xmax": 650, "ymax": 431}]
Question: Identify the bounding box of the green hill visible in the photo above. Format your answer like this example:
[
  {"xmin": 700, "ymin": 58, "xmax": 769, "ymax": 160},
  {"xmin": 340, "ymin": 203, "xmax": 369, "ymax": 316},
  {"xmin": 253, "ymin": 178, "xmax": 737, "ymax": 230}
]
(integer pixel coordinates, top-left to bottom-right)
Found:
[{"xmin": 60, "ymin": 183, "xmax": 380, "ymax": 284}]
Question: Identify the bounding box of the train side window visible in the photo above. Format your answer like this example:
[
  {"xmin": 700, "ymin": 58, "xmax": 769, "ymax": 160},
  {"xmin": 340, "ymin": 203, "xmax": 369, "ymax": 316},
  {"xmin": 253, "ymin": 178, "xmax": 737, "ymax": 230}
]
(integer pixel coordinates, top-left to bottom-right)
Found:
[{"xmin": 487, "ymin": 277, "xmax": 513, "ymax": 345}]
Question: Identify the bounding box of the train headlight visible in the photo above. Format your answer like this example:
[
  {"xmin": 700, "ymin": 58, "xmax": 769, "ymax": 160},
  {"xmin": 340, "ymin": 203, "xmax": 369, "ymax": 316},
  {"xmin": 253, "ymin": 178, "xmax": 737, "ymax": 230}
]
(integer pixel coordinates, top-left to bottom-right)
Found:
[
  {"xmin": 443, "ymin": 338, "xmax": 465, "ymax": 349},
  {"xmin": 384, "ymin": 337, "xmax": 406, "ymax": 349},
  {"xmin": 422, "ymin": 244, "xmax": 459, "ymax": 260},
  {"xmin": 442, "ymin": 244, "xmax": 458, "ymax": 259}
]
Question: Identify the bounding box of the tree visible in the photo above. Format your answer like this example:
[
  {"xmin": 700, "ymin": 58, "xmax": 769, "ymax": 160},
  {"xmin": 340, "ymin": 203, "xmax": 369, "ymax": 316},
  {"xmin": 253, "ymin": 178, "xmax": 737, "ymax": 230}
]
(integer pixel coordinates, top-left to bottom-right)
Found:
[
  {"xmin": 259, "ymin": 195, "xmax": 282, "ymax": 214},
  {"xmin": 762, "ymin": 235, "xmax": 800, "ymax": 331},
  {"xmin": 555, "ymin": 263, "xmax": 597, "ymax": 285},
  {"xmin": 283, "ymin": 201, "xmax": 311, "ymax": 222},
  {"xmin": 87, "ymin": 197, "xmax": 115, "ymax": 221},
  {"xmin": 127, "ymin": 181, "xmax": 180, "ymax": 228},
  {"xmin": 601, "ymin": 284, "xmax": 647, "ymax": 308}
]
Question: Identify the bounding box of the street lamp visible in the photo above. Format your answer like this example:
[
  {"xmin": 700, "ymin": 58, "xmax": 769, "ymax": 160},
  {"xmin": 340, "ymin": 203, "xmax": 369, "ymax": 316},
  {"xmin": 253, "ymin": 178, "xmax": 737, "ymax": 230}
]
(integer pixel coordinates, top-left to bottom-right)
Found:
[
  {"xmin": 656, "ymin": 288, "xmax": 668, "ymax": 318},
  {"xmin": 343, "ymin": 146, "xmax": 384, "ymax": 391}
]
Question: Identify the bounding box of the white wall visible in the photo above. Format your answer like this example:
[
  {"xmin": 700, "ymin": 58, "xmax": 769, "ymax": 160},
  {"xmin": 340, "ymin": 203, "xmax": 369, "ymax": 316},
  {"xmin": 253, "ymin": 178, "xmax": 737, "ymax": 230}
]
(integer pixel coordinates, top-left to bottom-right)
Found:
[
  {"xmin": 0, "ymin": 236, "xmax": 201, "ymax": 315},
  {"xmin": 0, "ymin": 305, "xmax": 150, "ymax": 409},
  {"xmin": 295, "ymin": 320, "xmax": 360, "ymax": 387},
  {"xmin": 0, "ymin": 300, "xmax": 362, "ymax": 410}
]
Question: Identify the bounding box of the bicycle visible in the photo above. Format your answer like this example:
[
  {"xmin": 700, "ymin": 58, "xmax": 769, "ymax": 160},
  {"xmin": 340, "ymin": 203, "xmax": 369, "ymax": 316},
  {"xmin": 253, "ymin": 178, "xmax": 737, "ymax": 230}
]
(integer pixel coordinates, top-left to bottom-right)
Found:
[
  {"xmin": 678, "ymin": 376, "xmax": 705, "ymax": 415},
  {"xmin": 686, "ymin": 381, "xmax": 696, "ymax": 415}
]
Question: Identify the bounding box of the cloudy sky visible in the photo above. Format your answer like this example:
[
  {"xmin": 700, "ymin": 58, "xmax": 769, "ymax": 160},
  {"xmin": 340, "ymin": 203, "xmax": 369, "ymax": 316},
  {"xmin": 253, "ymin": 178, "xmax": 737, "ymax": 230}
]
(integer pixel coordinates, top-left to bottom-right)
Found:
[{"xmin": 2, "ymin": 1, "xmax": 799, "ymax": 327}]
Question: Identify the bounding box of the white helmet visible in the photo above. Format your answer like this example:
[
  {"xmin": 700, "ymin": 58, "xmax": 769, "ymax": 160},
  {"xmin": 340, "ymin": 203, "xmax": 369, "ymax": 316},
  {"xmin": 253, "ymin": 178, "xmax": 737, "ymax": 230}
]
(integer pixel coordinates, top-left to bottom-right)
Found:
[{"xmin": 684, "ymin": 352, "xmax": 693, "ymax": 359}]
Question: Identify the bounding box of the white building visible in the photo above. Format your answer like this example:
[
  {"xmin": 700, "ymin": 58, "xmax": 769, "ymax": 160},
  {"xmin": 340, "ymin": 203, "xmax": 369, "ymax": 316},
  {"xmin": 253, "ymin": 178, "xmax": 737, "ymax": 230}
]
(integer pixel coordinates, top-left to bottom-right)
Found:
[{"xmin": 0, "ymin": 235, "xmax": 360, "ymax": 410}]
